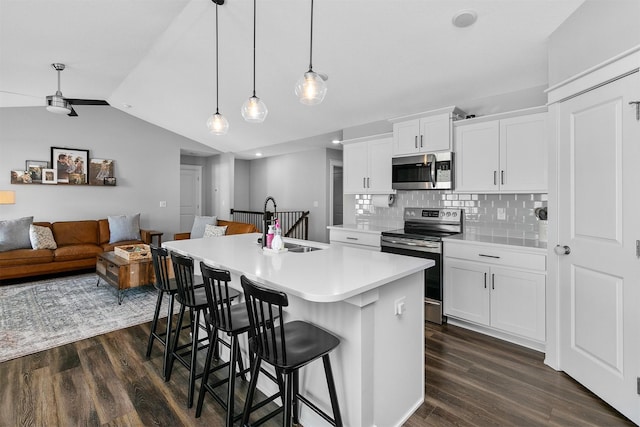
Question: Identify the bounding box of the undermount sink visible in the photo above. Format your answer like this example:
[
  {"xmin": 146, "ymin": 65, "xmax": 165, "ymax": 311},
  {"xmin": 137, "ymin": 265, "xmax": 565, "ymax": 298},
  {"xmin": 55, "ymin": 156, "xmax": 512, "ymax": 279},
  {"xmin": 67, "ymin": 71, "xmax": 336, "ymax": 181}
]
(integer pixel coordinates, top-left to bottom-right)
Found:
[{"xmin": 283, "ymin": 242, "xmax": 323, "ymax": 253}]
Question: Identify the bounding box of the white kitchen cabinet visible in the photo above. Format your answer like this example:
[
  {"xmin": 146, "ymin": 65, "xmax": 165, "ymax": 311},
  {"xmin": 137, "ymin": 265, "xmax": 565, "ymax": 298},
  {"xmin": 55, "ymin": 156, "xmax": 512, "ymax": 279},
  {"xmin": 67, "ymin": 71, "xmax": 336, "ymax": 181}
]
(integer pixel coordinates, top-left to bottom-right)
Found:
[
  {"xmin": 454, "ymin": 108, "xmax": 547, "ymax": 193},
  {"xmin": 343, "ymin": 133, "xmax": 394, "ymax": 194},
  {"xmin": 390, "ymin": 106, "xmax": 465, "ymax": 156},
  {"xmin": 443, "ymin": 240, "xmax": 546, "ymax": 345},
  {"xmin": 328, "ymin": 227, "xmax": 381, "ymax": 251}
]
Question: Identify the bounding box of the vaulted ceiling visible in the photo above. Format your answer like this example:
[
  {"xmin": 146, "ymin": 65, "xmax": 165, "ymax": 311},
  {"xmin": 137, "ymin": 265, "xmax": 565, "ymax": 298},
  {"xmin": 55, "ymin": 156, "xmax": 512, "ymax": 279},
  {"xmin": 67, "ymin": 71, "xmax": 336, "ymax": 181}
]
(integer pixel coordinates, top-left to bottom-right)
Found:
[{"xmin": 0, "ymin": 0, "xmax": 584, "ymax": 158}]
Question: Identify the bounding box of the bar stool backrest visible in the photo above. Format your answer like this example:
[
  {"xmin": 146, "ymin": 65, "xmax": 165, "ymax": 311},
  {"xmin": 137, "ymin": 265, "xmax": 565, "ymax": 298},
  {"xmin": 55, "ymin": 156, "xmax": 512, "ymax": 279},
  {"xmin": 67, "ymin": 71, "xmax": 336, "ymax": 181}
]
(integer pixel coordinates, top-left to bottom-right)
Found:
[
  {"xmin": 170, "ymin": 252, "xmax": 198, "ymax": 307},
  {"xmin": 240, "ymin": 275, "xmax": 288, "ymax": 364},
  {"xmin": 200, "ymin": 262, "xmax": 236, "ymax": 332},
  {"xmin": 150, "ymin": 245, "xmax": 172, "ymax": 292}
]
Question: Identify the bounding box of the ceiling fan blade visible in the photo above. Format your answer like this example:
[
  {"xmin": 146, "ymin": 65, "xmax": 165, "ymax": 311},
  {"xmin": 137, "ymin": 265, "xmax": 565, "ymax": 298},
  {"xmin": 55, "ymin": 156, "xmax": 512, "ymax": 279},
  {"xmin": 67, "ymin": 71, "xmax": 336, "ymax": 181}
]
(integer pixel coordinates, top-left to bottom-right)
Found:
[
  {"xmin": 66, "ymin": 98, "xmax": 109, "ymax": 106},
  {"xmin": 67, "ymin": 106, "xmax": 78, "ymax": 117}
]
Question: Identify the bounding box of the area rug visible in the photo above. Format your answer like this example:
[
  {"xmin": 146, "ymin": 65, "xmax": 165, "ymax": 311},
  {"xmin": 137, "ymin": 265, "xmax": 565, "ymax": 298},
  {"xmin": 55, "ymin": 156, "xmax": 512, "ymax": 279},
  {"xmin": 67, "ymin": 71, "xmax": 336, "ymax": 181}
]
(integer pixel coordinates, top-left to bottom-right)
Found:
[{"xmin": 0, "ymin": 273, "xmax": 169, "ymax": 363}]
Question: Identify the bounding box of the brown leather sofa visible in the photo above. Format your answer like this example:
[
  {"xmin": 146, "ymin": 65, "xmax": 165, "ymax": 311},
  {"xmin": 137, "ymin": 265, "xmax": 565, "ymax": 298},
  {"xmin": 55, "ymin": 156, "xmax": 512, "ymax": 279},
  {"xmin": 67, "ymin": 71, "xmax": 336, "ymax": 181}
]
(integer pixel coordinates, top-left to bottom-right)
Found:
[
  {"xmin": 173, "ymin": 219, "xmax": 258, "ymax": 240},
  {"xmin": 0, "ymin": 219, "xmax": 152, "ymax": 282}
]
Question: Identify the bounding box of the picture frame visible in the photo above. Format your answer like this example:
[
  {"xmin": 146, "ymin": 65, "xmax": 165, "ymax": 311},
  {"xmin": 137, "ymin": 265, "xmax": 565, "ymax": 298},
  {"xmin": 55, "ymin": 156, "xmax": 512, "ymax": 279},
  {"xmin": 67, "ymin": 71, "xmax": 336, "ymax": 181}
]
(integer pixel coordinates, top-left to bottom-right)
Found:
[
  {"xmin": 42, "ymin": 168, "xmax": 57, "ymax": 184},
  {"xmin": 25, "ymin": 160, "xmax": 49, "ymax": 183},
  {"xmin": 51, "ymin": 147, "xmax": 89, "ymax": 184},
  {"xmin": 104, "ymin": 177, "xmax": 117, "ymax": 186},
  {"xmin": 89, "ymin": 158, "xmax": 115, "ymax": 186},
  {"xmin": 11, "ymin": 170, "xmax": 32, "ymax": 184}
]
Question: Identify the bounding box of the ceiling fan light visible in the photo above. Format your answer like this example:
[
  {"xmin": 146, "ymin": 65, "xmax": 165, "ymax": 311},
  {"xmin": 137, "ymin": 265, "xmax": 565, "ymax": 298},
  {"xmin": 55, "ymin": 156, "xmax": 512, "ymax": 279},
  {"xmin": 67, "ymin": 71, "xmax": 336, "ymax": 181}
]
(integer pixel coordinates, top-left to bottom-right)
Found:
[
  {"xmin": 241, "ymin": 96, "xmax": 268, "ymax": 123},
  {"xmin": 295, "ymin": 70, "xmax": 327, "ymax": 105},
  {"xmin": 207, "ymin": 112, "xmax": 229, "ymax": 135},
  {"xmin": 46, "ymin": 95, "xmax": 72, "ymax": 114}
]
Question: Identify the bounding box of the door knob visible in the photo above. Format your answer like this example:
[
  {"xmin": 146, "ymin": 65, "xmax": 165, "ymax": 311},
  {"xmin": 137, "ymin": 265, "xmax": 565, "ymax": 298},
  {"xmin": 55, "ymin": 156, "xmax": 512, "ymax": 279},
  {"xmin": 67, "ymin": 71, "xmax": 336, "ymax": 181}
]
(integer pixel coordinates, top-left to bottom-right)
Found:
[{"xmin": 554, "ymin": 245, "xmax": 571, "ymax": 255}]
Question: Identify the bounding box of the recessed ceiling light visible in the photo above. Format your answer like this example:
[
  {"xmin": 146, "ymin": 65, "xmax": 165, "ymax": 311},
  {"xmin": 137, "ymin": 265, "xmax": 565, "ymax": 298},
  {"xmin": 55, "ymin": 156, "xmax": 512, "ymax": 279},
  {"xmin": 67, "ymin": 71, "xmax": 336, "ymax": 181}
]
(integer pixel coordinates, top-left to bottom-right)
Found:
[
  {"xmin": 122, "ymin": 103, "xmax": 132, "ymax": 109},
  {"xmin": 452, "ymin": 10, "xmax": 477, "ymax": 28},
  {"xmin": 255, "ymin": 152, "xmax": 263, "ymax": 157},
  {"xmin": 331, "ymin": 138, "xmax": 341, "ymax": 144}
]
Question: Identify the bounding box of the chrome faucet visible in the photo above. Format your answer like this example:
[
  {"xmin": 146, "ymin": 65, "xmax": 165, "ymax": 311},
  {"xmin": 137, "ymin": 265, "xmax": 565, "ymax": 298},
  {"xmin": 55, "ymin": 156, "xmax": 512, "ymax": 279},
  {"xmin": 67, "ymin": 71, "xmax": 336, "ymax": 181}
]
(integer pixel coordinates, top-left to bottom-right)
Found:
[{"xmin": 263, "ymin": 196, "xmax": 277, "ymax": 248}]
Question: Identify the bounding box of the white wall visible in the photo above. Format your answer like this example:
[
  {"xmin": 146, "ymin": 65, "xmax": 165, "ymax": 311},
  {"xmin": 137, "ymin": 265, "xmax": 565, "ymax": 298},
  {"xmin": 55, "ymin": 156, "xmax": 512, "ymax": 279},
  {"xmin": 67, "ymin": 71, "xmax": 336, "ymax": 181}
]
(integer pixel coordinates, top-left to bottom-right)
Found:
[
  {"xmin": 248, "ymin": 148, "xmax": 331, "ymax": 242},
  {"xmin": 233, "ymin": 159, "xmax": 251, "ymax": 211},
  {"xmin": 548, "ymin": 0, "xmax": 640, "ymax": 86},
  {"xmin": 0, "ymin": 106, "xmax": 213, "ymax": 238}
]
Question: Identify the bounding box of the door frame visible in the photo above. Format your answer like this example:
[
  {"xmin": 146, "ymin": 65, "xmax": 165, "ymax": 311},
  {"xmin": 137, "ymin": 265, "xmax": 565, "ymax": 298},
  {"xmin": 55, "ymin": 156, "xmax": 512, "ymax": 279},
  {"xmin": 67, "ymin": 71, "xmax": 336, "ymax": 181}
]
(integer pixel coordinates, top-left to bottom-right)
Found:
[{"xmin": 328, "ymin": 159, "xmax": 343, "ymax": 226}]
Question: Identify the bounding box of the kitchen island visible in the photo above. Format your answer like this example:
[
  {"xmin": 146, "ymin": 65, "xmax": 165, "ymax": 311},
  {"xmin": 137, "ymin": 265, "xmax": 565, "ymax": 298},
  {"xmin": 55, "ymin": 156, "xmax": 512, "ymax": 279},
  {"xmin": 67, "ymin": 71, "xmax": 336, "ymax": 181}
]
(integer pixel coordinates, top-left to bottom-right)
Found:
[{"xmin": 164, "ymin": 232, "xmax": 432, "ymax": 427}]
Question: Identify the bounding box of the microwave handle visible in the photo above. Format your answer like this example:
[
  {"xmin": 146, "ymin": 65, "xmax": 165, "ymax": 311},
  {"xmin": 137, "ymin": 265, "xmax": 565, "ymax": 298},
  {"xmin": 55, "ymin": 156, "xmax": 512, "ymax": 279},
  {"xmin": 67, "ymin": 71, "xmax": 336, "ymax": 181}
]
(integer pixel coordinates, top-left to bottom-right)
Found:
[{"xmin": 426, "ymin": 153, "xmax": 437, "ymax": 187}]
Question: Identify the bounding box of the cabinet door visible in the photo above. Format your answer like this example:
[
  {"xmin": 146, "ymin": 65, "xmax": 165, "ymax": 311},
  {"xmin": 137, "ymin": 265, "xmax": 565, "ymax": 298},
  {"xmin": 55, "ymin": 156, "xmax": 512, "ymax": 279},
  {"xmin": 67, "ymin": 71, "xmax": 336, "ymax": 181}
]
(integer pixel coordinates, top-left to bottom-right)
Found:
[
  {"xmin": 367, "ymin": 137, "xmax": 393, "ymax": 193},
  {"xmin": 490, "ymin": 267, "xmax": 545, "ymax": 341},
  {"xmin": 454, "ymin": 121, "xmax": 500, "ymax": 192},
  {"xmin": 420, "ymin": 113, "xmax": 451, "ymax": 152},
  {"xmin": 444, "ymin": 259, "xmax": 490, "ymax": 326},
  {"xmin": 499, "ymin": 113, "xmax": 547, "ymax": 193},
  {"xmin": 343, "ymin": 142, "xmax": 368, "ymax": 193},
  {"xmin": 392, "ymin": 119, "xmax": 419, "ymax": 156}
]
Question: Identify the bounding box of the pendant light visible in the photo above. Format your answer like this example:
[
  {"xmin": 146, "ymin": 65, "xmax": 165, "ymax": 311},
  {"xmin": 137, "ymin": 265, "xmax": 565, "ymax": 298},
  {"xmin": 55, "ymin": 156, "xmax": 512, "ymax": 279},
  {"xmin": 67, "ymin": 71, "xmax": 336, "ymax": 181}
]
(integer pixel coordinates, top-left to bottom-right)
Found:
[
  {"xmin": 295, "ymin": 0, "xmax": 327, "ymax": 105},
  {"xmin": 207, "ymin": 1, "xmax": 229, "ymax": 135},
  {"xmin": 241, "ymin": 0, "xmax": 268, "ymax": 123}
]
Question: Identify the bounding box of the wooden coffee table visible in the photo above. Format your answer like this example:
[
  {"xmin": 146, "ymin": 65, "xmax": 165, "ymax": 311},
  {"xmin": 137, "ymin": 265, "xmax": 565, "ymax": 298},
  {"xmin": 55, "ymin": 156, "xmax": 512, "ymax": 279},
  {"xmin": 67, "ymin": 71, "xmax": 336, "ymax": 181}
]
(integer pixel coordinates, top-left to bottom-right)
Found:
[{"xmin": 96, "ymin": 251, "xmax": 155, "ymax": 304}]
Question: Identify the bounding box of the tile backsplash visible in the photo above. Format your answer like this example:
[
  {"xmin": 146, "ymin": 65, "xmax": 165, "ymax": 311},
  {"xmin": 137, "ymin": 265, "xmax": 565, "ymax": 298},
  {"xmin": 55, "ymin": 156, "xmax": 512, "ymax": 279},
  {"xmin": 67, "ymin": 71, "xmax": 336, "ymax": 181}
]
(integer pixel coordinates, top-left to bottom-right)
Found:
[{"xmin": 354, "ymin": 190, "xmax": 547, "ymax": 240}]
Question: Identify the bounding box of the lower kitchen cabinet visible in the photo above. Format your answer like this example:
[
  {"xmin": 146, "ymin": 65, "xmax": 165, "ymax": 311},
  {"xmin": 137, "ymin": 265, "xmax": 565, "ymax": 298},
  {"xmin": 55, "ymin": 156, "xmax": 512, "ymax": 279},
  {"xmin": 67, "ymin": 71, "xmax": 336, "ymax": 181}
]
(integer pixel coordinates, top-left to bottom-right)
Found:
[{"xmin": 443, "ymin": 240, "xmax": 546, "ymax": 346}]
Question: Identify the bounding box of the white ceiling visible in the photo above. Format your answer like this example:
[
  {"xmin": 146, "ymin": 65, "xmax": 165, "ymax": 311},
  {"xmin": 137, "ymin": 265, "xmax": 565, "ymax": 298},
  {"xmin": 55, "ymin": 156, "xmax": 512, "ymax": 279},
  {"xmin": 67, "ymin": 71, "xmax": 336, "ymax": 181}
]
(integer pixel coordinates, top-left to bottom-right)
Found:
[{"xmin": 0, "ymin": 0, "xmax": 584, "ymax": 158}]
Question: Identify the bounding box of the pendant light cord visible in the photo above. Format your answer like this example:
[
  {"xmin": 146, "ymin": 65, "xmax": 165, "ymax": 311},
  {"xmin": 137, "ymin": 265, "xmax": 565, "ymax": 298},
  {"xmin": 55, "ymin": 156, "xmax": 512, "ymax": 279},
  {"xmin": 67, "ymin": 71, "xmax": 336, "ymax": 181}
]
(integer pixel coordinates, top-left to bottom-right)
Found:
[
  {"xmin": 252, "ymin": 0, "xmax": 257, "ymax": 97},
  {"xmin": 215, "ymin": 3, "xmax": 220, "ymax": 114},
  {"xmin": 308, "ymin": 0, "xmax": 314, "ymax": 71}
]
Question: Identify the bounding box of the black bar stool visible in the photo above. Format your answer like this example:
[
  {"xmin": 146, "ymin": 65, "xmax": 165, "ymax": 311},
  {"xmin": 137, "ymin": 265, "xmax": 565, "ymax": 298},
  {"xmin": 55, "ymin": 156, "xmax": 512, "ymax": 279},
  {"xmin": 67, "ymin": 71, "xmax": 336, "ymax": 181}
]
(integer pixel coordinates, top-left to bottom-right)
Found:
[
  {"xmin": 240, "ymin": 275, "xmax": 343, "ymax": 427},
  {"xmin": 195, "ymin": 263, "xmax": 253, "ymax": 424},
  {"xmin": 145, "ymin": 245, "xmax": 181, "ymax": 380},
  {"xmin": 167, "ymin": 252, "xmax": 217, "ymax": 408}
]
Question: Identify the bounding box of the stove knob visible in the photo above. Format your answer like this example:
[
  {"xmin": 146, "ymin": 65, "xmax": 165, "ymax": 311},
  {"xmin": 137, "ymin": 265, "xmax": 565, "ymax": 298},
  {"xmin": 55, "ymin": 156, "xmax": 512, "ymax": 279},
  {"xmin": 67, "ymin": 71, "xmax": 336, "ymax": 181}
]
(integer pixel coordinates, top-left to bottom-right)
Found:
[
  {"xmin": 452, "ymin": 212, "xmax": 458, "ymax": 217},
  {"xmin": 440, "ymin": 212, "xmax": 445, "ymax": 217},
  {"xmin": 446, "ymin": 212, "xmax": 451, "ymax": 217}
]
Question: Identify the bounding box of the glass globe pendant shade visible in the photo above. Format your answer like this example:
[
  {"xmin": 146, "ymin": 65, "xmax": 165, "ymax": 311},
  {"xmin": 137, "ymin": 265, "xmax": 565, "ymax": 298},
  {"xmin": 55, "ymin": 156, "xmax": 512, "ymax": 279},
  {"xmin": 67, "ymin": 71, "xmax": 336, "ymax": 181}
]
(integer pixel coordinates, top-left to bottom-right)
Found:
[
  {"xmin": 241, "ymin": 95, "xmax": 268, "ymax": 123},
  {"xmin": 295, "ymin": 71, "xmax": 327, "ymax": 105},
  {"xmin": 207, "ymin": 112, "xmax": 229, "ymax": 135}
]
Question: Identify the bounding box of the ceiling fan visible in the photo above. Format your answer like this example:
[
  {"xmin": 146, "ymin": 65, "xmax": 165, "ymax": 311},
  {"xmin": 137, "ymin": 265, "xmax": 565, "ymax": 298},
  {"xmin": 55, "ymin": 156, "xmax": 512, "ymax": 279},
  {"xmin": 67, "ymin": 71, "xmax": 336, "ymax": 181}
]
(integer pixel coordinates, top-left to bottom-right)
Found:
[{"xmin": 46, "ymin": 63, "xmax": 109, "ymax": 116}]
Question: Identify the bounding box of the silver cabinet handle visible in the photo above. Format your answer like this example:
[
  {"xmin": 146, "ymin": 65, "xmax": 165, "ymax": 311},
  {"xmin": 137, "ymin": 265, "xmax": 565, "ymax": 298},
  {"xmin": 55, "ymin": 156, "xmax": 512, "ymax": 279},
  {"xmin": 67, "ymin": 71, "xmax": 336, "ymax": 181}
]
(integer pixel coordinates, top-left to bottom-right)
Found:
[
  {"xmin": 420, "ymin": 135, "xmax": 423, "ymax": 148},
  {"xmin": 492, "ymin": 273, "xmax": 495, "ymax": 290},
  {"xmin": 367, "ymin": 177, "xmax": 370, "ymax": 188},
  {"xmin": 501, "ymin": 170, "xmax": 504, "ymax": 185},
  {"xmin": 493, "ymin": 171, "xmax": 497, "ymax": 185},
  {"xmin": 414, "ymin": 135, "xmax": 418, "ymax": 148},
  {"xmin": 363, "ymin": 177, "xmax": 366, "ymax": 188},
  {"xmin": 479, "ymin": 254, "xmax": 500, "ymax": 259},
  {"xmin": 484, "ymin": 272, "xmax": 487, "ymax": 289},
  {"xmin": 346, "ymin": 237, "xmax": 359, "ymax": 241},
  {"xmin": 554, "ymin": 245, "xmax": 571, "ymax": 255}
]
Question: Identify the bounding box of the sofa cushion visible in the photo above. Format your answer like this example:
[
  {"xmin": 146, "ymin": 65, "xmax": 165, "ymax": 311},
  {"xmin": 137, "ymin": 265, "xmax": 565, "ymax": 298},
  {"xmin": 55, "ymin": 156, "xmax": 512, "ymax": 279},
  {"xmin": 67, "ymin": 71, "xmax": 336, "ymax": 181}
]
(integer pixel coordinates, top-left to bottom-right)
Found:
[
  {"xmin": 54, "ymin": 244, "xmax": 103, "ymax": 262},
  {"xmin": 0, "ymin": 216, "xmax": 33, "ymax": 252},
  {"xmin": 52, "ymin": 221, "xmax": 99, "ymax": 246},
  {"xmin": 191, "ymin": 216, "xmax": 217, "ymax": 239},
  {"xmin": 0, "ymin": 248, "xmax": 54, "ymax": 266},
  {"xmin": 204, "ymin": 224, "xmax": 227, "ymax": 237},
  {"xmin": 108, "ymin": 213, "xmax": 141, "ymax": 244},
  {"xmin": 30, "ymin": 224, "xmax": 58, "ymax": 250}
]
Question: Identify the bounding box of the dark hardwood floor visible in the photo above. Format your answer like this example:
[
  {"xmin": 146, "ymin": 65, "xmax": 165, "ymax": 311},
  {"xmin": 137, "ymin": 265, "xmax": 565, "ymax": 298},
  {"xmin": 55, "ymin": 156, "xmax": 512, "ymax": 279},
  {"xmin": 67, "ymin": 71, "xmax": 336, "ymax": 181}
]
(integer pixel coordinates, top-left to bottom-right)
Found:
[{"xmin": 0, "ymin": 318, "xmax": 633, "ymax": 426}]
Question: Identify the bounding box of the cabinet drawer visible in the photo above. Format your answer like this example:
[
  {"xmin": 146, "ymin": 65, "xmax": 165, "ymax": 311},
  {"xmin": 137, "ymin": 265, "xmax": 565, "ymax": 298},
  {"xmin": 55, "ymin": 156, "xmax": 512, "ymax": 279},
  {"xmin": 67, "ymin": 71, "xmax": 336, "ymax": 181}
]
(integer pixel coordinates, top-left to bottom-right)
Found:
[
  {"xmin": 330, "ymin": 229, "xmax": 381, "ymax": 248},
  {"xmin": 445, "ymin": 241, "xmax": 545, "ymax": 271}
]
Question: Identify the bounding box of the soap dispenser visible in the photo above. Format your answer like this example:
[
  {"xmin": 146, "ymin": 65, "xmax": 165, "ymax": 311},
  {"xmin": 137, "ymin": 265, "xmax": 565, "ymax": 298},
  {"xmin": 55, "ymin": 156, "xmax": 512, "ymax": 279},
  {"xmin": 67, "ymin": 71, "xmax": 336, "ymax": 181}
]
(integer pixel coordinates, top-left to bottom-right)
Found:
[
  {"xmin": 271, "ymin": 219, "xmax": 283, "ymax": 251},
  {"xmin": 266, "ymin": 224, "xmax": 275, "ymax": 248}
]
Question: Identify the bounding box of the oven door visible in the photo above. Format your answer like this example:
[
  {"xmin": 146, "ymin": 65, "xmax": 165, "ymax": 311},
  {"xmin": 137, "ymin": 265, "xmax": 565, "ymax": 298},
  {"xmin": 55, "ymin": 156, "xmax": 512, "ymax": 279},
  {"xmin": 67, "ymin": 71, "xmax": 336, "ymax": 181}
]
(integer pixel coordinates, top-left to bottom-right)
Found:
[{"xmin": 380, "ymin": 238, "xmax": 444, "ymax": 324}]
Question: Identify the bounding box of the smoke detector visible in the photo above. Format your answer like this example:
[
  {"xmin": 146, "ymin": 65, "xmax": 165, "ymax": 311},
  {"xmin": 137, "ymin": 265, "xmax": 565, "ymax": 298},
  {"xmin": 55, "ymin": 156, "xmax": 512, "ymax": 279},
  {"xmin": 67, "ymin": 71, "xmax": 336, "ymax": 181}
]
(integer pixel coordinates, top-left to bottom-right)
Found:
[{"xmin": 452, "ymin": 10, "xmax": 477, "ymax": 28}]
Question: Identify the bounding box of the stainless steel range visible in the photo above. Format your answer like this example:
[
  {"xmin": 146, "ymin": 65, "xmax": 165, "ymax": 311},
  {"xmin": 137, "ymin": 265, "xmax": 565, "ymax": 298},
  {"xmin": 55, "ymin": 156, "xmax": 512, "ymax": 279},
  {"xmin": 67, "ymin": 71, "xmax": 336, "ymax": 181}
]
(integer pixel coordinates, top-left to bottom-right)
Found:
[{"xmin": 381, "ymin": 207, "xmax": 463, "ymax": 324}]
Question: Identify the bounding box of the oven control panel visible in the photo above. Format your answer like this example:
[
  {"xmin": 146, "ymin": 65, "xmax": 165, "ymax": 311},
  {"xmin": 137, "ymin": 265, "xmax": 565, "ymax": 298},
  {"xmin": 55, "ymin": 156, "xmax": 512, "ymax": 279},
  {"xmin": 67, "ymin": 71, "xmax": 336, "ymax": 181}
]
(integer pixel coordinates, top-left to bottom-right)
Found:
[{"xmin": 404, "ymin": 208, "xmax": 462, "ymax": 222}]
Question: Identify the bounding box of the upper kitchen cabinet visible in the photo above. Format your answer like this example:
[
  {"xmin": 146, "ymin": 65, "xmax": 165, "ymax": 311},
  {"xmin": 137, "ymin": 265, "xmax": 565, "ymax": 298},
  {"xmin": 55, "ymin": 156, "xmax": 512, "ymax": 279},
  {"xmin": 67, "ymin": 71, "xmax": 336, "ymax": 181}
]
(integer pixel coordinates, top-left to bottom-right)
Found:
[
  {"xmin": 389, "ymin": 106, "xmax": 466, "ymax": 156},
  {"xmin": 343, "ymin": 133, "xmax": 395, "ymax": 194},
  {"xmin": 454, "ymin": 107, "xmax": 548, "ymax": 193}
]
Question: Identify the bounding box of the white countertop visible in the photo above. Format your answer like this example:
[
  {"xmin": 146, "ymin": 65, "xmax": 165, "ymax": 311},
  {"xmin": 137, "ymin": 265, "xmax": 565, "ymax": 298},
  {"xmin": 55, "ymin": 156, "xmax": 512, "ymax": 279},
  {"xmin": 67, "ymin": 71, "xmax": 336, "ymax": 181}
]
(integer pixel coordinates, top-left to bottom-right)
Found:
[
  {"xmin": 326, "ymin": 224, "xmax": 398, "ymax": 234},
  {"xmin": 163, "ymin": 233, "xmax": 432, "ymax": 303},
  {"xmin": 443, "ymin": 233, "xmax": 547, "ymax": 252}
]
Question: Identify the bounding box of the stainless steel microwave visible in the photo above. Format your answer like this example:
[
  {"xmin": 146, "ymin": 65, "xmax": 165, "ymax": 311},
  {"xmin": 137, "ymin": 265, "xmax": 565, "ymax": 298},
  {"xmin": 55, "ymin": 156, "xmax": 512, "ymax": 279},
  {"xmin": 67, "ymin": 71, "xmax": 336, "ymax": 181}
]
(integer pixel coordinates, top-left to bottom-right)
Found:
[{"xmin": 392, "ymin": 152, "xmax": 454, "ymax": 190}]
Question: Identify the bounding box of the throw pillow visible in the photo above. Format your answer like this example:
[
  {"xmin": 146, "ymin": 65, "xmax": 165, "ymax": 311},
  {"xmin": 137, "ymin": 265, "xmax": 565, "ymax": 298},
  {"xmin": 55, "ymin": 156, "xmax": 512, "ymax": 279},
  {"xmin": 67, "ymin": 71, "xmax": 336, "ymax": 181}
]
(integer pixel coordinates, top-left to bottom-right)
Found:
[
  {"xmin": 190, "ymin": 215, "xmax": 217, "ymax": 239},
  {"xmin": 29, "ymin": 224, "xmax": 57, "ymax": 250},
  {"xmin": 0, "ymin": 216, "xmax": 33, "ymax": 252},
  {"xmin": 203, "ymin": 224, "xmax": 227, "ymax": 237},
  {"xmin": 108, "ymin": 213, "xmax": 141, "ymax": 244}
]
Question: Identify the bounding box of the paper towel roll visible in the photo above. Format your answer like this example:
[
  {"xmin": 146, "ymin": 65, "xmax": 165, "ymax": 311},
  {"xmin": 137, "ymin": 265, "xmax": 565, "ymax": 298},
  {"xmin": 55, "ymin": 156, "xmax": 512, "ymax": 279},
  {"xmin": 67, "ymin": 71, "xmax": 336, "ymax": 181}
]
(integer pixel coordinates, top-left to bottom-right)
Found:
[{"xmin": 371, "ymin": 194, "xmax": 394, "ymax": 208}]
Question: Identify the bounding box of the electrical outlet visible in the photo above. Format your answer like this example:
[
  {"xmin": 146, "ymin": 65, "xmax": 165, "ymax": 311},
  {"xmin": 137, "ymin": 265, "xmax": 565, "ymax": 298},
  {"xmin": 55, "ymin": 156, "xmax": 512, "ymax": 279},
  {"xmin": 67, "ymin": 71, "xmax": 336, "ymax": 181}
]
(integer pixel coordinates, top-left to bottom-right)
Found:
[
  {"xmin": 159, "ymin": 201, "xmax": 167, "ymax": 208},
  {"xmin": 497, "ymin": 207, "xmax": 506, "ymax": 220},
  {"xmin": 394, "ymin": 297, "xmax": 406, "ymax": 316}
]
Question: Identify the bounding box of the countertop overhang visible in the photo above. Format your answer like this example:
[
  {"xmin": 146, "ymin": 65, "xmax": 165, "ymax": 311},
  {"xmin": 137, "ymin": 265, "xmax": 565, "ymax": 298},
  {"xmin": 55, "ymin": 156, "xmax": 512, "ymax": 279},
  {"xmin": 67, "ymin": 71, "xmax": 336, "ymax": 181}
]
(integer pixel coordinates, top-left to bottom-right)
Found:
[{"xmin": 163, "ymin": 232, "xmax": 432, "ymax": 303}]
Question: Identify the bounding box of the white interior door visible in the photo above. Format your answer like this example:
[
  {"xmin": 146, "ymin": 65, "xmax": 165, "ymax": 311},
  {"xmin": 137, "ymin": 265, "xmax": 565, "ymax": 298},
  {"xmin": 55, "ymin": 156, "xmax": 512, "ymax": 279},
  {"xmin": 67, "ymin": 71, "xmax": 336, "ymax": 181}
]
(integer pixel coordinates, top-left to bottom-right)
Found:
[
  {"xmin": 557, "ymin": 72, "xmax": 640, "ymax": 424},
  {"xmin": 180, "ymin": 165, "xmax": 202, "ymax": 232}
]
